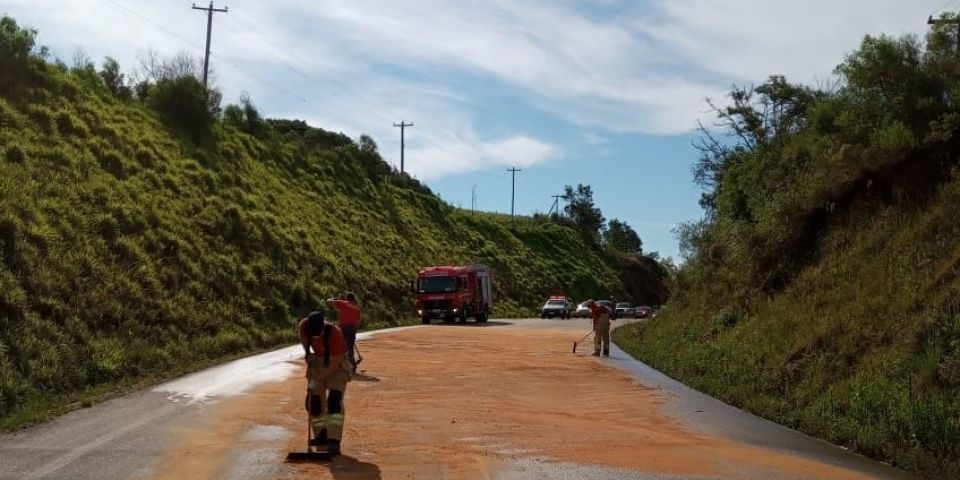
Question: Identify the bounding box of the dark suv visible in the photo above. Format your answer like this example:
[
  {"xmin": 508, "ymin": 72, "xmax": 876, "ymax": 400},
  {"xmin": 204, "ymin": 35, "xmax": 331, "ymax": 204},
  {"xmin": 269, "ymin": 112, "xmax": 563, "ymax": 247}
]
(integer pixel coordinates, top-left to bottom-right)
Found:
[{"xmin": 615, "ymin": 302, "xmax": 634, "ymax": 318}]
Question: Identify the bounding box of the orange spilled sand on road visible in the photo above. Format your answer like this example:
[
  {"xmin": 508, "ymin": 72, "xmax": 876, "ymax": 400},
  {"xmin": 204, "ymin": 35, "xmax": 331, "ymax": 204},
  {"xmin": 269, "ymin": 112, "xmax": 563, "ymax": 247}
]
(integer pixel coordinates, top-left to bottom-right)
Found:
[{"xmin": 151, "ymin": 325, "xmax": 872, "ymax": 479}]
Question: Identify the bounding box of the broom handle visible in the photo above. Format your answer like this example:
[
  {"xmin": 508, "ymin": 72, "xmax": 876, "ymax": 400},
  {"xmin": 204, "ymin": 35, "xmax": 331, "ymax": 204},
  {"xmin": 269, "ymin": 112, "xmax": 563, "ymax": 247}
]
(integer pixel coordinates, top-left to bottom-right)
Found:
[{"xmin": 306, "ymin": 356, "xmax": 313, "ymax": 451}]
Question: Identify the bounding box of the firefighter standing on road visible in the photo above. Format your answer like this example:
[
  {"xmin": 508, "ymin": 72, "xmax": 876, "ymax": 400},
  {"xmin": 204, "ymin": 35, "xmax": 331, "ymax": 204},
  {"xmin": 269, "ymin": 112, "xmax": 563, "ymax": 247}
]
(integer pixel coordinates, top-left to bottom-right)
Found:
[
  {"xmin": 327, "ymin": 292, "xmax": 362, "ymax": 373},
  {"xmin": 298, "ymin": 310, "xmax": 353, "ymax": 455},
  {"xmin": 587, "ymin": 300, "xmax": 614, "ymax": 357}
]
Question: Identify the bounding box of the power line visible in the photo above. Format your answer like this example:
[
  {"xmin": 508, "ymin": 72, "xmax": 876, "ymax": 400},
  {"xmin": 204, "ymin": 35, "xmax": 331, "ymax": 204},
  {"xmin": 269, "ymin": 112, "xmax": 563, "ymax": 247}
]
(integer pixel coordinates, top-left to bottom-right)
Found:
[
  {"xmin": 221, "ymin": 13, "xmax": 321, "ymax": 83},
  {"xmin": 203, "ymin": 7, "xmax": 512, "ymax": 177},
  {"xmin": 191, "ymin": 2, "xmax": 228, "ymax": 89},
  {"xmin": 101, "ymin": 0, "xmax": 510, "ymax": 181},
  {"xmin": 98, "ymin": 0, "xmax": 310, "ymax": 105},
  {"xmin": 507, "ymin": 167, "xmax": 522, "ymax": 217},
  {"xmin": 215, "ymin": 9, "xmax": 511, "ymax": 174},
  {"xmin": 99, "ymin": 0, "xmax": 198, "ymax": 49}
]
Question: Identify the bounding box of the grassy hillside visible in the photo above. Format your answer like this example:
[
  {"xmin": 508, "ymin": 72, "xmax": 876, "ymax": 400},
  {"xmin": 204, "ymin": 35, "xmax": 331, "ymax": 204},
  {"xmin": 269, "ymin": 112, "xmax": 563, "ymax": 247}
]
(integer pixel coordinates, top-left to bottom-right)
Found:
[
  {"xmin": 615, "ymin": 27, "xmax": 960, "ymax": 478},
  {"xmin": 0, "ymin": 17, "xmax": 657, "ymax": 429}
]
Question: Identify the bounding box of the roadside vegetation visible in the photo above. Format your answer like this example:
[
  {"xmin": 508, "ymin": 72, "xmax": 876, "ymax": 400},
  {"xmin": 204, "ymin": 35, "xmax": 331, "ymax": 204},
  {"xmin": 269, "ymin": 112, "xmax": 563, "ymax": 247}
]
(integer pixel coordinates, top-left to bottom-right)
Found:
[
  {"xmin": 616, "ymin": 17, "xmax": 960, "ymax": 478},
  {"xmin": 0, "ymin": 16, "xmax": 667, "ymax": 430}
]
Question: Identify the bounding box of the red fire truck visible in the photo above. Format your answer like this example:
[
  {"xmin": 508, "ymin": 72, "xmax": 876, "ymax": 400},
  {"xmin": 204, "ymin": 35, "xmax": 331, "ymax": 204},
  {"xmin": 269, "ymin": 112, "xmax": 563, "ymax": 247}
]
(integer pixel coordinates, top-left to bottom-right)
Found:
[{"xmin": 414, "ymin": 264, "xmax": 494, "ymax": 324}]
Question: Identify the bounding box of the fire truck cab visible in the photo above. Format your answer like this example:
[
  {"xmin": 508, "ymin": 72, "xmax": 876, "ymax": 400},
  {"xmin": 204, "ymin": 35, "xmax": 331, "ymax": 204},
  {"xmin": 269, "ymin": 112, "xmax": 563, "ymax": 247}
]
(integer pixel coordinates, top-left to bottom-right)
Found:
[{"xmin": 415, "ymin": 264, "xmax": 493, "ymax": 324}]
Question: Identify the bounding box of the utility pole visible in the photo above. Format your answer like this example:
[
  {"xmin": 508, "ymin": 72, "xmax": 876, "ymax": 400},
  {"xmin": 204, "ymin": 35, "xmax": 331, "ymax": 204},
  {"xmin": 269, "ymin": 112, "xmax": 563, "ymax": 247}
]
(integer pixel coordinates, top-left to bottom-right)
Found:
[
  {"xmin": 507, "ymin": 167, "xmax": 522, "ymax": 217},
  {"xmin": 929, "ymin": 14, "xmax": 960, "ymax": 52},
  {"xmin": 393, "ymin": 120, "xmax": 414, "ymax": 174},
  {"xmin": 192, "ymin": 1, "xmax": 228, "ymax": 89},
  {"xmin": 471, "ymin": 185, "xmax": 477, "ymax": 214},
  {"xmin": 549, "ymin": 194, "xmax": 564, "ymax": 217}
]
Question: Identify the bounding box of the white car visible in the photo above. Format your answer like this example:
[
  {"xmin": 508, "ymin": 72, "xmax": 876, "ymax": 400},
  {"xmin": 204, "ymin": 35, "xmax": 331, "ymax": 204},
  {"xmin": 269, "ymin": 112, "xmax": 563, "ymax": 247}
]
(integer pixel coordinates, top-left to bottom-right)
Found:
[{"xmin": 540, "ymin": 297, "xmax": 572, "ymax": 319}]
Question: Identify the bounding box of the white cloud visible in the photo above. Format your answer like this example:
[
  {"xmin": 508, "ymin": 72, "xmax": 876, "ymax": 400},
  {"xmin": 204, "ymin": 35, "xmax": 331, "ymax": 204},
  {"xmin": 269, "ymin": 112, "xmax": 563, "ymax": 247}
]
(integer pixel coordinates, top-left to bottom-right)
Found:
[
  {"xmin": 486, "ymin": 136, "xmax": 562, "ymax": 169},
  {"xmin": 637, "ymin": 0, "xmax": 929, "ymax": 84},
  {"xmin": 3, "ymin": 0, "xmax": 937, "ymax": 178},
  {"xmin": 582, "ymin": 132, "xmax": 608, "ymax": 146}
]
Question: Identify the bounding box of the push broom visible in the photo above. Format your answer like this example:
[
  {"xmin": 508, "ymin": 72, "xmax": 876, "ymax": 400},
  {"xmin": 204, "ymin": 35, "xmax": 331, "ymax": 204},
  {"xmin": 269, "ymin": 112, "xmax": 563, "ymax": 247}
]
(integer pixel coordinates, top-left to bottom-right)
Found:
[
  {"xmin": 286, "ymin": 392, "xmax": 334, "ymax": 462},
  {"xmin": 572, "ymin": 330, "xmax": 594, "ymax": 353}
]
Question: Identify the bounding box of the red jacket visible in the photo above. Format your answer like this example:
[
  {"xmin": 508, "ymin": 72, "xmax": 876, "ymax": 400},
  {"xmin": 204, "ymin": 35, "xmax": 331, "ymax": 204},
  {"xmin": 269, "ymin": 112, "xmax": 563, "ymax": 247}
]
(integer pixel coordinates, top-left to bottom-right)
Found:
[
  {"xmin": 589, "ymin": 304, "xmax": 612, "ymax": 323},
  {"xmin": 298, "ymin": 317, "xmax": 348, "ymax": 359},
  {"xmin": 328, "ymin": 300, "xmax": 362, "ymax": 328}
]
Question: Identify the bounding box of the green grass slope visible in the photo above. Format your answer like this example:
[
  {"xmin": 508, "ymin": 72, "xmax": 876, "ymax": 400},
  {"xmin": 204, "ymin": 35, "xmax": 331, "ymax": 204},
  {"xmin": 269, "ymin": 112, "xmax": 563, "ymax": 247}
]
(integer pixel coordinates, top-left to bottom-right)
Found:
[
  {"xmin": 0, "ymin": 34, "xmax": 641, "ymax": 428},
  {"xmin": 616, "ymin": 32, "xmax": 960, "ymax": 478}
]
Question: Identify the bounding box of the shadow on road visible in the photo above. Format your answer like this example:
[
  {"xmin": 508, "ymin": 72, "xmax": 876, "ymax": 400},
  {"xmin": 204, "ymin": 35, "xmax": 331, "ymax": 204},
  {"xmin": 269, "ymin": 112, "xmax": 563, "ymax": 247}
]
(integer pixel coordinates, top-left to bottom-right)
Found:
[{"xmin": 331, "ymin": 454, "xmax": 382, "ymax": 479}]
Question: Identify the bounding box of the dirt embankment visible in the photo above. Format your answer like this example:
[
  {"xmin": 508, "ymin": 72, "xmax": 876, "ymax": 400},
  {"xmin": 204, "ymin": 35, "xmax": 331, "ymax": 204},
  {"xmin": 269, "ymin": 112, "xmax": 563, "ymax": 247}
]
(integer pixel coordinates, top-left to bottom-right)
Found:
[{"xmin": 150, "ymin": 325, "xmax": 872, "ymax": 479}]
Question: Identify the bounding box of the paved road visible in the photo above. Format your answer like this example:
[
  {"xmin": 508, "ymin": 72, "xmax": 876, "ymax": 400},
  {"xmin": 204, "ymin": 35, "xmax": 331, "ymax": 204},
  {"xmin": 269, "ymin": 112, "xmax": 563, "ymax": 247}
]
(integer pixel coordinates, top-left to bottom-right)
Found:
[{"xmin": 0, "ymin": 319, "xmax": 916, "ymax": 479}]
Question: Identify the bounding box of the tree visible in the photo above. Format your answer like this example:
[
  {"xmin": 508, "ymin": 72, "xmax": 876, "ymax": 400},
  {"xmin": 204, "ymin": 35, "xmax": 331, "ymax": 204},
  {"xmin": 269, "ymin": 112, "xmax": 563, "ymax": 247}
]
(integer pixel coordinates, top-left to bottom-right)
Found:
[
  {"xmin": 224, "ymin": 93, "xmax": 266, "ymax": 137},
  {"xmin": 837, "ymin": 34, "xmax": 944, "ymax": 133},
  {"xmin": 99, "ymin": 57, "xmax": 132, "ymax": 100},
  {"xmin": 135, "ymin": 49, "xmax": 203, "ymax": 83},
  {"xmin": 603, "ymin": 219, "xmax": 642, "ymax": 254},
  {"xmin": 693, "ymin": 76, "xmax": 819, "ymax": 214},
  {"xmin": 356, "ymin": 134, "xmax": 391, "ymax": 181},
  {"xmin": 563, "ymin": 183, "xmax": 604, "ymax": 243},
  {"xmin": 674, "ymin": 220, "xmax": 709, "ymax": 262},
  {"xmin": 0, "ymin": 15, "xmax": 39, "ymax": 92}
]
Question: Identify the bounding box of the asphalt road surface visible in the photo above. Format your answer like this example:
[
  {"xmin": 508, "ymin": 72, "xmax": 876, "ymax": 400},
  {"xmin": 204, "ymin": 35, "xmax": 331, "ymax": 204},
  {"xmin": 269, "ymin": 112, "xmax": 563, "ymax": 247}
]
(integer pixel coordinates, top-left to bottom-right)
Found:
[{"xmin": 0, "ymin": 319, "xmax": 917, "ymax": 479}]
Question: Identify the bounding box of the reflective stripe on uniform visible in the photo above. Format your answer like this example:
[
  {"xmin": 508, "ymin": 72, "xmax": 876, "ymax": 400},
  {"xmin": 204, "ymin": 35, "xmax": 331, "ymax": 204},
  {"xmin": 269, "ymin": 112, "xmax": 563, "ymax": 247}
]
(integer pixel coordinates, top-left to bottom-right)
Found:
[
  {"xmin": 326, "ymin": 413, "xmax": 344, "ymax": 426},
  {"xmin": 311, "ymin": 416, "xmax": 326, "ymax": 429}
]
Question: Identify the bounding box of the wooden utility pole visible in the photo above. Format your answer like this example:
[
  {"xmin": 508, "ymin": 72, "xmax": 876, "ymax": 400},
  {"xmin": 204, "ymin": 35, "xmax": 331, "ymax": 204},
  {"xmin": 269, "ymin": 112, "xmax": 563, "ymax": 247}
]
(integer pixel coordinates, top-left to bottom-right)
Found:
[
  {"xmin": 549, "ymin": 194, "xmax": 565, "ymax": 217},
  {"xmin": 507, "ymin": 167, "xmax": 522, "ymax": 217},
  {"xmin": 929, "ymin": 14, "xmax": 960, "ymax": 52},
  {"xmin": 192, "ymin": 1, "xmax": 228, "ymax": 88},
  {"xmin": 393, "ymin": 120, "xmax": 414, "ymax": 174}
]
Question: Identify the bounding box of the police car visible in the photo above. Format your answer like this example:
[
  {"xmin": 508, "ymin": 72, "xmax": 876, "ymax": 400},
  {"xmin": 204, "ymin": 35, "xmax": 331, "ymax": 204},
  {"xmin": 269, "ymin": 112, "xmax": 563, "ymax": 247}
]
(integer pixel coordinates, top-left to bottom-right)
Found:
[{"xmin": 540, "ymin": 296, "xmax": 572, "ymax": 319}]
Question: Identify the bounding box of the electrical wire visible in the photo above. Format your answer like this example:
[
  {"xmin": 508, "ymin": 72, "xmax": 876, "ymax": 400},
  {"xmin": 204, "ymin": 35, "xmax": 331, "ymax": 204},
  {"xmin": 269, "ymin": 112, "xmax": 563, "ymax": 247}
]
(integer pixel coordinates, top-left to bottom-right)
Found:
[
  {"xmin": 99, "ymin": 0, "xmax": 515, "ymax": 178},
  {"xmin": 221, "ymin": 10, "xmax": 511, "ymax": 171}
]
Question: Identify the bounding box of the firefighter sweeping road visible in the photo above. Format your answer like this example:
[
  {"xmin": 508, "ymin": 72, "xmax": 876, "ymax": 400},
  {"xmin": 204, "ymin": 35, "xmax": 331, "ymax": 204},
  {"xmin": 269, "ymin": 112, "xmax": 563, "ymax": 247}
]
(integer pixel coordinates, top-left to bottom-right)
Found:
[{"xmin": 0, "ymin": 319, "xmax": 916, "ymax": 480}]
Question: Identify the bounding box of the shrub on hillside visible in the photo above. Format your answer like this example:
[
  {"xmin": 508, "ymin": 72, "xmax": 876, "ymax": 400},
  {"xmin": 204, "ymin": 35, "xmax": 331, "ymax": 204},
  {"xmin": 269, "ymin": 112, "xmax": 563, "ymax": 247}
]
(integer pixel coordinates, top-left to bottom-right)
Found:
[
  {"xmin": 146, "ymin": 75, "xmax": 218, "ymax": 142},
  {"xmin": 712, "ymin": 308, "xmax": 740, "ymax": 331},
  {"xmin": 267, "ymin": 118, "xmax": 353, "ymax": 149},
  {"xmin": 4, "ymin": 144, "xmax": 25, "ymax": 164},
  {"xmin": 223, "ymin": 93, "xmax": 268, "ymax": 138}
]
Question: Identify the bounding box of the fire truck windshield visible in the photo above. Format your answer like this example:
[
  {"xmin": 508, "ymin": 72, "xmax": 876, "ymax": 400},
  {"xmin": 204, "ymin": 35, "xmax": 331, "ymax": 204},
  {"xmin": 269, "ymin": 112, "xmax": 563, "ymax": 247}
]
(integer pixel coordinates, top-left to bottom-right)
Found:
[{"xmin": 420, "ymin": 276, "xmax": 458, "ymax": 293}]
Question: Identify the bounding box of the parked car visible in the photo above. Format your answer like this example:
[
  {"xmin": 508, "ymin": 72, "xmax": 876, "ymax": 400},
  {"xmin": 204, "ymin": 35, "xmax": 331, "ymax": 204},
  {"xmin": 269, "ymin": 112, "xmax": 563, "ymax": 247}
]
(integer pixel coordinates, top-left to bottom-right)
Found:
[
  {"xmin": 575, "ymin": 299, "xmax": 617, "ymax": 318},
  {"xmin": 596, "ymin": 300, "xmax": 615, "ymax": 319},
  {"xmin": 540, "ymin": 296, "xmax": 572, "ymax": 319},
  {"xmin": 634, "ymin": 305, "xmax": 652, "ymax": 318},
  {"xmin": 615, "ymin": 302, "xmax": 634, "ymax": 318},
  {"xmin": 574, "ymin": 301, "xmax": 592, "ymax": 318}
]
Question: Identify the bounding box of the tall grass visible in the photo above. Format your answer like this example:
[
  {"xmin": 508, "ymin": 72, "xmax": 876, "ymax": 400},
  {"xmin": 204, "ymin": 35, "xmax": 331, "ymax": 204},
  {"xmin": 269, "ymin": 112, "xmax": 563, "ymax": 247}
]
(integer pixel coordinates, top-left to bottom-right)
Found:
[
  {"xmin": 615, "ymin": 175, "xmax": 960, "ymax": 478},
  {"xmin": 0, "ymin": 58, "xmax": 632, "ymax": 429}
]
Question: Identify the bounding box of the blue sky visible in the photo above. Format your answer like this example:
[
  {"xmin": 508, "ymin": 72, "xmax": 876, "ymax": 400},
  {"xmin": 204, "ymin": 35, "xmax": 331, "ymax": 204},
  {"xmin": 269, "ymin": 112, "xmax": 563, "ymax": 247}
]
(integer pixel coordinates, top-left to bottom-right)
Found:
[{"xmin": 3, "ymin": 0, "xmax": 943, "ymax": 259}]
